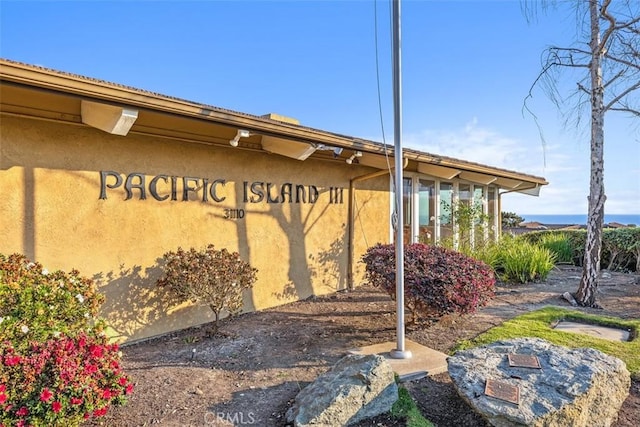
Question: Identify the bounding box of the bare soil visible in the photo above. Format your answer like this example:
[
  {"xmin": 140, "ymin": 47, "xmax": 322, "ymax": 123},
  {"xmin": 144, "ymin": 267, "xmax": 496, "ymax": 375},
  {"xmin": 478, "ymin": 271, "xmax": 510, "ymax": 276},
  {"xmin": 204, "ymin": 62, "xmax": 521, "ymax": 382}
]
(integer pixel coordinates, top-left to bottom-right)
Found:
[{"xmin": 90, "ymin": 266, "xmax": 640, "ymax": 427}]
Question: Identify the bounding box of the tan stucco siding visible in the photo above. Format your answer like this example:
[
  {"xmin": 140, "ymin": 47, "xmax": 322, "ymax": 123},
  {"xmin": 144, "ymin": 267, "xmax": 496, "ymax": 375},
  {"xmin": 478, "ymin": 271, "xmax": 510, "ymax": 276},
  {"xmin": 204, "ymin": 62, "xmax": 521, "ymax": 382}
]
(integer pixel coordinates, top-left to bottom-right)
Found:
[
  {"xmin": 351, "ymin": 178, "xmax": 392, "ymax": 286},
  {"xmin": 0, "ymin": 116, "xmax": 390, "ymax": 342}
]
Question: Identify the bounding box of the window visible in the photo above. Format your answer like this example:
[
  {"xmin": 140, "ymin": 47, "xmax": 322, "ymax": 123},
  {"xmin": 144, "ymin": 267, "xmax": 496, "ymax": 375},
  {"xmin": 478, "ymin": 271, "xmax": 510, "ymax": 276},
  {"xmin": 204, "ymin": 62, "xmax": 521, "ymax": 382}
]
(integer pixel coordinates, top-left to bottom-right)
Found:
[
  {"xmin": 488, "ymin": 186, "xmax": 497, "ymax": 239},
  {"xmin": 439, "ymin": 182, "xmax": 453, "ymax": 242},
  {"xmin": 418, "ymin": 179, "xmax": 435, "ymax": 244},
  {"xmin": 402, "ymin": 178, "xmax": 412, "ymax": 243}
]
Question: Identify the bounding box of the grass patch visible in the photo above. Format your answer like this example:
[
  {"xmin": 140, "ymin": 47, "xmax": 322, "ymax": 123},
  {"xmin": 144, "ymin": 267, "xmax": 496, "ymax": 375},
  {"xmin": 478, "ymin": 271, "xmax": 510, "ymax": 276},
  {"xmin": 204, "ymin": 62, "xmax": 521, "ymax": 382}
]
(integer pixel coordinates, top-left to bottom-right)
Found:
[
  {"xmin": 454, "ymin": 306, "xmax": 640, "ymax": 375},
  {"xmin": 391, "ymin": 385, "xmax": 434, "ymax": 427}
]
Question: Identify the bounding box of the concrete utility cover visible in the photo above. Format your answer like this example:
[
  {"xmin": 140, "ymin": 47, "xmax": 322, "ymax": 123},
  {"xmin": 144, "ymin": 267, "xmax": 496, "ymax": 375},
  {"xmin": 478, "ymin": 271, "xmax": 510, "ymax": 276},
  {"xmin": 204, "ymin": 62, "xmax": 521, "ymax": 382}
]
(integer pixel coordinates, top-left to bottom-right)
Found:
[{"xmin": 554, "ymin": 321, "xmax": 630, "ymax": 341}]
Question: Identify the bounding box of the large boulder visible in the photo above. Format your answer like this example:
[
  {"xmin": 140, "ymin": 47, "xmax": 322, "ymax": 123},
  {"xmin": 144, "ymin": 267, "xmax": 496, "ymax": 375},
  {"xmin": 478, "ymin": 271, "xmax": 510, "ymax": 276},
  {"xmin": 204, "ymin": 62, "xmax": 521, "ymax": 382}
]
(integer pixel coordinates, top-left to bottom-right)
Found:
[
  {"xmin": 286, "ymin": 354, "xmax": 398, "ymax": 427},
  {"xmin": 448, "ymin": 337, "xmax": 630, "ymax": 427}
]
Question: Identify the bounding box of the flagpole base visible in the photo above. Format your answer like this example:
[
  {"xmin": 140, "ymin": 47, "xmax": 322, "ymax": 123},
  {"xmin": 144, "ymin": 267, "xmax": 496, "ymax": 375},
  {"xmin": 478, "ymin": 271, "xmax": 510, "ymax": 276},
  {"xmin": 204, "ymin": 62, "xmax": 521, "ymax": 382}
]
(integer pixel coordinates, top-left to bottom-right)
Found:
[{"xmin": 390, "ymin": 349, "xmax": 413, "ymax": 359}]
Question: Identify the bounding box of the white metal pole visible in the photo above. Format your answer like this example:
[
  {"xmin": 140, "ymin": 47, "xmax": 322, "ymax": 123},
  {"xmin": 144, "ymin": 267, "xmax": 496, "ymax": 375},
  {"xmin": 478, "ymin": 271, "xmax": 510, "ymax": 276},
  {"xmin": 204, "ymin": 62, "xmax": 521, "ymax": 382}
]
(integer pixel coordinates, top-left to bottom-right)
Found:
[{"xmin": 390, "ymin": 0, "xmax": 411, "ymax": 360}]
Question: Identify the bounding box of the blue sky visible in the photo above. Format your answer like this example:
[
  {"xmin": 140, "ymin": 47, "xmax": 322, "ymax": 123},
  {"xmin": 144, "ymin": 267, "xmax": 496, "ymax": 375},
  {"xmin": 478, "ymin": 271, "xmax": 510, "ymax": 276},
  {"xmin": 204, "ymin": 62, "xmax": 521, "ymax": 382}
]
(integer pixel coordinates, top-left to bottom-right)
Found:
[{"xmin": 1, "ymin": 0, "xmax": 638, "ymax": 215}]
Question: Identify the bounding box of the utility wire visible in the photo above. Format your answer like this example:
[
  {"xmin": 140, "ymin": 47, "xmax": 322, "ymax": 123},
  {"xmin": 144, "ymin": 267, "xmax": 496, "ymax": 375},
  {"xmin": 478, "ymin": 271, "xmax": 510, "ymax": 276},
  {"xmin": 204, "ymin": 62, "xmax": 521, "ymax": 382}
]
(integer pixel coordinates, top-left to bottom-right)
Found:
[{"xmin": 374, "ymin": 0, "xmax": 400, "ymax": 232}]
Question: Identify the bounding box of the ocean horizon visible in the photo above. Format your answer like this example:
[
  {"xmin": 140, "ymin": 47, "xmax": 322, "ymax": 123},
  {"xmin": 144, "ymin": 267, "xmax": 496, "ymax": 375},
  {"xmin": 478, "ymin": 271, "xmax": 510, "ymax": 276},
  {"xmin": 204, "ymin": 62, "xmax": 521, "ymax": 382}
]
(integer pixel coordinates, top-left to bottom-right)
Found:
[{"xmin": 520, "ymin": 214, "xmax": 639, "ymax": 226}]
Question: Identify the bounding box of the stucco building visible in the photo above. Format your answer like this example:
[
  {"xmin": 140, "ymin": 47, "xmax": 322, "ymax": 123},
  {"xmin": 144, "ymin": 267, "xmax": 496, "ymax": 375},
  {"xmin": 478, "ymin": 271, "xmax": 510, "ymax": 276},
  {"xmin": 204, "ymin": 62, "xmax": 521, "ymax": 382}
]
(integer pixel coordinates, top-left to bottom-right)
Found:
[{"xmin": 0, "ymin": 59, "xmax": 548, "ymax": 342}]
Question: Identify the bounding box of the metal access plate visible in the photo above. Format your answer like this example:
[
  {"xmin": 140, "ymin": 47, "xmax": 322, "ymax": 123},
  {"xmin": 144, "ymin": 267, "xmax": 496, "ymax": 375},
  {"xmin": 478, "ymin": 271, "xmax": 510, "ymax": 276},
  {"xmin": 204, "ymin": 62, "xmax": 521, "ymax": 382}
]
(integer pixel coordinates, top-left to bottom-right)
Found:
[
  {"xmin": 485, "ymin": 379, "xmax": 520, "ymax": 405},
  {"xmin": 508, "ymin": 353, "xmax": 541, "ymax": 369}
]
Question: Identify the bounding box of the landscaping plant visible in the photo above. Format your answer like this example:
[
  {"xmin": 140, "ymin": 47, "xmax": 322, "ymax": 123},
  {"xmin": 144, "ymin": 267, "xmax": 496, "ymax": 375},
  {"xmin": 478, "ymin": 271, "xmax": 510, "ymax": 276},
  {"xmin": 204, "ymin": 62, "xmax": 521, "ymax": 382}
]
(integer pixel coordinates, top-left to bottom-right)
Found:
[
  {"xmin": 0, "ymin": 253, "xmax": 133, "ymax": 427},
  {"xmin": 602, "ymin": 227, "xmax": 640, "ymax": 272},
  {"xmin": 494, "ymin": 237, "xmax": 556, "ymax": 284},
  {"xmin": 361, "ymin": 243, "xmax": 495, "ymax": 324},
  {"xmin": 156, "ymin": 244, "xmax": 258, "ymax": 332},
  {"xmin": 537, "ymin": 233, "xmax": 574, "ymax": 264},
  {"xmin": 520, "ymin": 228, "xmax": 639, "ymax": 272}
]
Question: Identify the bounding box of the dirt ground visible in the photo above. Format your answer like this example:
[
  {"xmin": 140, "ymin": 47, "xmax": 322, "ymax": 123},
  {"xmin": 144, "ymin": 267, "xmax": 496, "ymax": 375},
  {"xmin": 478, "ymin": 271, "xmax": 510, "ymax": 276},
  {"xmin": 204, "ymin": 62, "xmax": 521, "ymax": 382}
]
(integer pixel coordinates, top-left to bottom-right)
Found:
[{"xmin": 89, "ymin": 265, "xmax": 640, "ymax": 427}]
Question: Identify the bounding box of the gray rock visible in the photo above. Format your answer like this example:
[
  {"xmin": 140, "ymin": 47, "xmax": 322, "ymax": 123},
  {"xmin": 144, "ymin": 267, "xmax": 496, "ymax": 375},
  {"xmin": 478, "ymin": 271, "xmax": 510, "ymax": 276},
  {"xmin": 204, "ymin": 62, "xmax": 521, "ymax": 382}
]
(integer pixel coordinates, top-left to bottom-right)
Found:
[
  {"xmin": 562, "ymin": 292, "xmax": 578, "ymax": 307},
  {"xmin": 286, "ymin": 354, "xmax": 398, "ymax": 427},
  {"xmin": 448, "ymin": 338, "xmax": 630, "ymax": 427}
]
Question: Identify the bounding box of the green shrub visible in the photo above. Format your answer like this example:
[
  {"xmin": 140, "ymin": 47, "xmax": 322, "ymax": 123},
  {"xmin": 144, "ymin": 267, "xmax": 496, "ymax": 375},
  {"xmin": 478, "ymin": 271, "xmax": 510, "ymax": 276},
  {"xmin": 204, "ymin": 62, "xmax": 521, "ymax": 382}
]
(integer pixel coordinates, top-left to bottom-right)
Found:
[
  {"xmin": 538, "ymin": 233, "xmax": 573, "ymax": 264},
  {"xmin": 521, "ymin": 228, "xmax": 639, "ymax": 272},
  {"xmin": 602, "ymin": 227, "xmax": 640, "ymax": 271},
  {"xmin": 495, "ymin": 237, "xmax": 556, "ymax": 283},
  {"xmin": 157, "ymin": 244, "xmax": 258, "ymax": 331},
  {"xmin": 361, "ymin": 243, "xmax": 495, "ymax": 324},
  {"xmin": 0, "ymin": 254, "xmax": 104, "ymax": 348},
  {"xmin": 460, "ymin": 240, "xmax": 502, "ymax": 272},
  {"xmin": 0, "ymin": 253, "xmax": 132, "ymax": 426}
]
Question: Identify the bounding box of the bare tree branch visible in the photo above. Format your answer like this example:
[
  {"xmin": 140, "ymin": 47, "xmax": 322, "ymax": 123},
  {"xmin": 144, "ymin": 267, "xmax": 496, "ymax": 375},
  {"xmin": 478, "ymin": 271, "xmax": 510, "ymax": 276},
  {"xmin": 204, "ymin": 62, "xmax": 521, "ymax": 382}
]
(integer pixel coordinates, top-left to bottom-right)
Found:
[
  {"xmin": 599, "ymin": 0, "xmax": 617, "ymax": 53},
  {"xmin": 604, "ymin": 52, "xmax": 640, "ymax": 70},
  {"xmin": 605, "ymin": 80, "xmax": 640, "ymax": 111},
  {"xmin": 548, "ymin": 45, "xmax": 592, "ymax": 57},
  {"xmin": 609, "ymin": 107, "xmax": 640, "ymax": 117},
  {"xmin": 603, "ymin": 69, "xmax": 625, "ymax": 89},
  {"xmin": 577, "ymin": 82, "xmax": 591, "ymax": 95},
  {"xmin": 612, "ymin": 16, "xmax": 640, "ymax": 31}
]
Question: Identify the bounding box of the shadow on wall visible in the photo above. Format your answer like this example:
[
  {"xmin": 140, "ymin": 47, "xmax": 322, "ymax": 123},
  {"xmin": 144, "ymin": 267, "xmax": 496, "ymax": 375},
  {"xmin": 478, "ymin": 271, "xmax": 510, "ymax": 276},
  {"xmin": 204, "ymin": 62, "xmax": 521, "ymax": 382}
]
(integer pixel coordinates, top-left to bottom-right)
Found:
[
  {"xmin": 312, "ymin": 226, "xmax": 348, "ymax": 292},
  {"xmin": 266, "ymin": 198, "xmax": 347, "ymax": 302},
  {"xmin": 271, "ymin": 230, "xmax": 347, "ymax": 303},
  {"xmin": 95, "ymin": 260, "xmax": 187, "ymax": 342}
]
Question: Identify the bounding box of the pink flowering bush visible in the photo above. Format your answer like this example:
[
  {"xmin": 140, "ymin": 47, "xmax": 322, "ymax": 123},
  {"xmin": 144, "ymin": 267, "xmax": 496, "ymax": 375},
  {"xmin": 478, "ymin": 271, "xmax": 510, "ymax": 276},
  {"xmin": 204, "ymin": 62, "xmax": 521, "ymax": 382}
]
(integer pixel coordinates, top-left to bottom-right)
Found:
[
  {"xmin": 0, "ymin": 332, "xmax": 133, "ymax": 426},
  {"xmin": 0, "ymin": 254, "xmax": 132, "ymax": 426},
  {"xmin": 361, "ymin": 243, "xmax": 496, "ymax": 324}
]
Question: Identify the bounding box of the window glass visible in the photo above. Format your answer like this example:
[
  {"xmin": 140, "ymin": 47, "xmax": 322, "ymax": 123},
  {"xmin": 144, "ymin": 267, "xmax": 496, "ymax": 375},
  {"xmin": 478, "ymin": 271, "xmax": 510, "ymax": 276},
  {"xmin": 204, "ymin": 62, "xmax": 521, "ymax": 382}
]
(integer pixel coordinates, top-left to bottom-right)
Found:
[
  {"xmin": 418, "ymin": 179, "xmax": 435, "ymax": 244},
  {"xmin": 474, "ymin": 186, "xmax": 487, "ymax": 245},
  {"xmin": 488, "ymin": 186, "xmax": 497, "ymax": 239},
  {"xmin": 458, "ymin": 183, "xmax": 472, "ymax": 249},
  {"xmin": 402, "ymin": 178, "xmax": 412, "ymax": 226},
  {"xmin": 402, "ymin": 178, "xmax": 412, "ymax": 243},
  {"xmin": 439, "ymin": 182, "xmax": 453, "ymax": 242}
]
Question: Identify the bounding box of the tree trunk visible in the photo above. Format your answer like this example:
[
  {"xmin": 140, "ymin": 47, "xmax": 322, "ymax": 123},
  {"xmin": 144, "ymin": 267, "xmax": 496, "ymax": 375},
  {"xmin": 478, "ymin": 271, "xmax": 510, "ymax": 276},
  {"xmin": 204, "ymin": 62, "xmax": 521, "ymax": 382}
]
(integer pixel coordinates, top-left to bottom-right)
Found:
[
  {"xmin": 209, "ymin": 304, "xmax": 221, "ymax": 334},
  {"xmin": 576, "ymin": 0, "xmax": 606, "ymax": 308}
]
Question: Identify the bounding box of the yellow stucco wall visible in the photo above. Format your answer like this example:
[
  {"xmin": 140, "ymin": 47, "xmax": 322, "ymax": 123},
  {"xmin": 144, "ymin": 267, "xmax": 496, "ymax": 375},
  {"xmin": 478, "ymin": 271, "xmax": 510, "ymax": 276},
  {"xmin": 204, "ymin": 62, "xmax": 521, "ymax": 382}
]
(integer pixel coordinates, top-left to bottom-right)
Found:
[{"xmin": 0, "ymin": 116, "xmax": 391, "ymax": 342}]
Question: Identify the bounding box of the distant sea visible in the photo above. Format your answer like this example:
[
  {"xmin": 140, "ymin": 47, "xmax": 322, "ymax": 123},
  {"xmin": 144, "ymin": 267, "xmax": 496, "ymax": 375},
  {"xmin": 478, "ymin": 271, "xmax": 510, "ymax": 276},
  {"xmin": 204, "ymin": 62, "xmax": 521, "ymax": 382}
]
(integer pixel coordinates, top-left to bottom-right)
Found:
[{"xmin": 521, "ymin": 214, "xmax": 640, "ymax": 226}]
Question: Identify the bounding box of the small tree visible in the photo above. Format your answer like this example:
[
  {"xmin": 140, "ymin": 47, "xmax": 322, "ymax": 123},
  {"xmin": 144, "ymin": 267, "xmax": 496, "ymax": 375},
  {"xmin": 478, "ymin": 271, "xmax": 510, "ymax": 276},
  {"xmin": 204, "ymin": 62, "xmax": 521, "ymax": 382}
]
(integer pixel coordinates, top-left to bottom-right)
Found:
[
  {"xmin": 501, "ymin": 212, "xmax": 525, "ymax": 228},
  {"xmin": 157, "ymin": 244, "xmax": 258, "ymax": 332},
  {"xmin": 525, "ymin": 0, "xmax": 639, "ymax": 307},
  {"xmin": 439, "ymin": 199, "xmax": 490, "ymax": 252}
]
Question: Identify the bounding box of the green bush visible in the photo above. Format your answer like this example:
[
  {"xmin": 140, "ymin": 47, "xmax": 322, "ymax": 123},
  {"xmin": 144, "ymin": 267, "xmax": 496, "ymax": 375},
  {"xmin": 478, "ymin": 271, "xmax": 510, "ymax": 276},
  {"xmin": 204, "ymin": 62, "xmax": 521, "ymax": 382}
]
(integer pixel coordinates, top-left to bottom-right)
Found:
[
  {"xmin": 0, "ymin": 253, "xmax": 132, "ymax": 426},
  {"xmin": 603, "ymin": 227, "xmax": 640, "ymax": 271},
  {"xmin": 157, "ymin": 244, "xmax": 258, "ymax": 332},
  {"xmin": 537, "ymin": 233, "xmax": 573, "ymax": 264},
  {"xmin": 521, "ymin": 228, "xmax": 639, "ymax": 272},
  {"xmin": 457, "ymin": 240, "xmax": 502, "ymax": 272},
  {"xmin": 495, "ymin": 237, "xmax": 556, "ymax": 283},
  {"xmin": 0, "ymin": 254, "xmax": 104, "ymax": 348},
  {"xmin": 361, "ymin": 243, "xmax": 495, "ymax": 324}
]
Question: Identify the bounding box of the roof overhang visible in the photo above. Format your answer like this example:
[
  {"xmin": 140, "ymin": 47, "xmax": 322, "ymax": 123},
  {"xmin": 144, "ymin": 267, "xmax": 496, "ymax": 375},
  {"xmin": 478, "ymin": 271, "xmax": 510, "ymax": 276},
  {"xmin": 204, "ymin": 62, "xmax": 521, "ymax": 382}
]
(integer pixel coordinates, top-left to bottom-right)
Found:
[{"xmin": 0, "ymin": 59, "xmax": 548, "ymax": 193}]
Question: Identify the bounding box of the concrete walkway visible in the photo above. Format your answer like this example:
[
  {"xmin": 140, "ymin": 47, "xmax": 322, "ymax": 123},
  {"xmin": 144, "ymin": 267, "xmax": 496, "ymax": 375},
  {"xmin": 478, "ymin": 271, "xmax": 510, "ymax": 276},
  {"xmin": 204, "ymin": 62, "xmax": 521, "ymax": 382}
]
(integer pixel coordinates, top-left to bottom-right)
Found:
[{"xmin": 348, "ymin": 339, "xmax": 449, "ymax": 382}]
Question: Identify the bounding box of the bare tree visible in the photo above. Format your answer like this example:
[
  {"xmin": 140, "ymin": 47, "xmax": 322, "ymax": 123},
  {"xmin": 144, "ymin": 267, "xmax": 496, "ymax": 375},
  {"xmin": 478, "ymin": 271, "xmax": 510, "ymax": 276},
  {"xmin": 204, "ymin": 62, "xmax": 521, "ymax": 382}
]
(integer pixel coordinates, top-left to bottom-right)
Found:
[{"xmin": 525, "ymin": 0, "xmax": 639, "ymax": 307}]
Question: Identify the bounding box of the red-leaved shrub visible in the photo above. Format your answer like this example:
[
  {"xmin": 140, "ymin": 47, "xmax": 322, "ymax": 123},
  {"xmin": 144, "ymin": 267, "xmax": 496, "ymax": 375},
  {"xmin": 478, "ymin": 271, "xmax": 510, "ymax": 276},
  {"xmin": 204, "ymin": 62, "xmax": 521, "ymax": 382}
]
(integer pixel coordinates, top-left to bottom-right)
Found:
[{"xmin": 361, "ymin": 243, "xmax": 495, "ymax": 323}]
